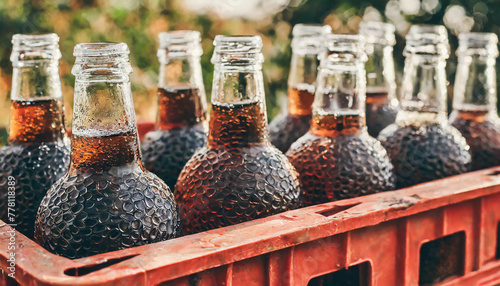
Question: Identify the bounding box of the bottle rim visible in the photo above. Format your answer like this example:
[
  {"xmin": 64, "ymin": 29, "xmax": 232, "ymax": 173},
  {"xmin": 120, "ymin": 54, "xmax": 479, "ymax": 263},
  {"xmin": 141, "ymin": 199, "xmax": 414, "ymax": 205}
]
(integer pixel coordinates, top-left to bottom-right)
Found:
[
  {"xmin": 211, "ymin": 35, "xmax": 264, "ymax": 65},
  {"xmin": 403, "ymin": 24, "xmax": 450, "ymax": 58},
  {"xmin": 457, "ymin": 32, "xmax": 499, "ymax": 58},
  {"xmin": 359, "ymin": 21, "xmax": 396, "ymax": 46},
  {"xmin": 73, "ymin": 42, "xmax": 130, "ymax": 57},
  {"xmin": 322, "ymin": 33, "xmax": 368, "ymax": 63},
  {"xmin": 10, "ymin": 33, "xmax": 61, "ymax": 63},
  {"xmin": 158, "ymin": 30, "xmax": 203, "ymax": 59},
  {"xmin": 291, "ymin": 24, "xmax": 332, "ymax": 55}
]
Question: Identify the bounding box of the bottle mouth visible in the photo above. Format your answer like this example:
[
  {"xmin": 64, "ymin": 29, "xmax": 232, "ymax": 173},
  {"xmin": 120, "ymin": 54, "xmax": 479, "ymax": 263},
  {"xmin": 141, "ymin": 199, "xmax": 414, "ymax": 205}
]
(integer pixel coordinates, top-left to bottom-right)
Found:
[
  {"xmin": 359, "ymin": 21, "xmax": 396, "ymax": 46},
  {"xmin": 158, "ymin": 30, "xmax": 203, "ymax": 59},
  {"xmin": 72, "ymin": 43, "xmax": 132, "ymax": 77},
  {"xmin": 457, "ymin": 32, "xmax": 499, "ymax": 57},
  {"xmin": 10, "ymin": 33, "xmax": 61, "ymax": 63},
  {"xmin": 211, "ymin": 35, "xmax": 264, "ymax": 65},
  {"xmin": 404, "ymin": 24, "xmax": 450, "ymax": 57},
  {"xmin": 291, "ymin": 24, "xmax": 332, "ymax": 55},
  {"xmin": 73, "ymin": 42, "xmax": 130, "ymax": 57},
  {"xmin": 322, "ymin": 34, "xmax": 367, "ymax": 63}
]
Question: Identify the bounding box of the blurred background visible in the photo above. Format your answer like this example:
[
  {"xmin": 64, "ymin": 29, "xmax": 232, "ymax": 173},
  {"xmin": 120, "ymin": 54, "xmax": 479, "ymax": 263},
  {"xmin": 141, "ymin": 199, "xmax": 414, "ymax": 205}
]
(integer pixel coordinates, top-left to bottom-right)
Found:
[{"xmin": 0, "ymin": 0, "xmax": 499, "ymax": 142}]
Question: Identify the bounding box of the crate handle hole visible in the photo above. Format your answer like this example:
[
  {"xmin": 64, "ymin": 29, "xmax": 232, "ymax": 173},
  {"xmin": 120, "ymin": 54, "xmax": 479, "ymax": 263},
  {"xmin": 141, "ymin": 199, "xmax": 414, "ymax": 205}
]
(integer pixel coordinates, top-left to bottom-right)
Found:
[
  {"xmin": 488, "ymin": 170, "xmax": 500, "ymax": 176},
  {"xmin": 419, "ymin": 231, "xmax": 465, "ymax": 285},
  {"xmin": 317, "ymin": 203, "xmax": 361, "ymax": 217},
  {"xmin": 307, "ymin": 261, "xmax": 371, "ymax": 286},
  {"xmin": 64, "ymin": 254, "xmax": 138, "ymax": 276}
]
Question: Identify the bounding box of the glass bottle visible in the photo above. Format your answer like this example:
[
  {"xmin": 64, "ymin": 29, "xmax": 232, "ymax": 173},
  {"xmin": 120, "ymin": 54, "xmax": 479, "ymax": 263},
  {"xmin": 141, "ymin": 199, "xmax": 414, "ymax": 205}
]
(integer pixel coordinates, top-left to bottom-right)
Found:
[
  {"xmin": 0, "ymin": 34, "xmax": 70, "ymax": 238},
  {"xmin": 378, "ymin": 25, "xmax": 471, "ymax": 188},
  {"xmin": 34, "ymin": 43, "xmax": 181, "ymax": 259},
  {"xmin": 175, "ymin": 36, "xmax": 301, "ymax": 234},
  {"xmin": 269, "ymin": 24, "xmax": 331, "ymax": 152},
  {"xmin": 287, "ymin": 34, "xmax": 395, "ymax": 206},
  {"xmin": 359, "ymin": 21, "xmax": 399, "ymax": 137},
  {"xmin": 450, "ymin": 33, "xmax": 500, "ymax": 170},
  {"xmin": 141, "ymin": 31, "xmax": 208, "ymax": 188}
]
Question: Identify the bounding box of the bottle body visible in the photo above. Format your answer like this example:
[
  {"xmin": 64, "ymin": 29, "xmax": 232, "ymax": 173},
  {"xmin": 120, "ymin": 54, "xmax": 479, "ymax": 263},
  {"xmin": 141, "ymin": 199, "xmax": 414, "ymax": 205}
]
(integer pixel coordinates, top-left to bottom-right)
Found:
[
  {"xmin": 378, "ymin": 25, "xmax": 471, "ymax": 188},
  {"xmin": 0, "ymin": 34, "xmax": 70, "ymax": 238},
  {"xmin": 269, "ymin": 24, "xmax": 331, "ymax": 153},
  {"xmin": 141, "ymin": 31, "xmax": 208, "ymax": 188},
  {"xmin": 287, "ymin": 34, "xmax": 394, "ymax": 205},
  {"xmin": 34, "ymin": 43, "xmax": 180, "ymax": 259},
  {"xmin": 359, "ymin": 21, "xmax": 399, "ymax": 137},
  {"xmin": 175, "ymin": 36, "xmax": 301, "ymax": 234},
  {"xmin": 449, "ymin": 33, "xmax": 500, "ymax": 170}
]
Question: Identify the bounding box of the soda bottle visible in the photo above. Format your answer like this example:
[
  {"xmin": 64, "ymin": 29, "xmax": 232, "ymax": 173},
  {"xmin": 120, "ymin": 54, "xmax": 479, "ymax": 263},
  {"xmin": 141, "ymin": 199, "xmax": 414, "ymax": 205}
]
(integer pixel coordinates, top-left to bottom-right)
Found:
[
  {"xmin": 378, "ymin": 25, "xmax": 471, "ymax": 188},
  {"xmin": 269, "ymin": 24, "xmax": 331, "ymax": 152},
  {"xmin": 34, "ymin": 43, "xmax": 181, "ymax": 259},
  {"xmin": 141, "ymin": 31, "xmax": 208, "ymax": 188},
  {"xmin": 450, "ymin": 33, "xmax": 500, "ymax": 170},
  {"xmin": 0, "ymin": 34, "xmax": 70, "ymax": 238},
  {"xmin": 287, "ymin": 34, "xmax": 395, "ymax": 206},
  {"xmin": 175, "ymin": 36, "xmax": 301, "ymax": 233},
  {"xmin": 359, "ymin": 21, "xmax": 399, "ymax": 137}
]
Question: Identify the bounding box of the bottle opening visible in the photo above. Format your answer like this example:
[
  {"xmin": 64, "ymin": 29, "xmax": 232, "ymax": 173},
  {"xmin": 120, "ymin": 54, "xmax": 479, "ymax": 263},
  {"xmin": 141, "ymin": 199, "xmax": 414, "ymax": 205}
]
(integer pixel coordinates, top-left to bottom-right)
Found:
[
  {"xmin": 72, "ymin": 42, "xmax": 132, "ymax": 77},
  {"xmin": 404, "ymin": 25, "xmax": 449, "ymax": 57},
  {"xmin": 158, "ymin": 30, "xmax": 203, "ymax": 59},
  {"xmin": 211, "ymin": 35, "xmax": 264, "ymax": 65},
  {"xmin": 322, "ymin": 34, "xmax": 367, "ymax": 62},
  {"xmin": 10, "ymin": 33, "xmax": 61, "ymax": 64},
  {"xmin": 457, "ymin": 32, "xmax": 499, "ymax": 57},
  {"xmin": 359, "ymin": 21, "xmax": 396, "ymax": 46},
  {"xmin": 291, "ymin": 24, "xmax": 332, "ymax": 55},
  {"xmin": 73, "ymin": 42, "xmax": 130, "ymax": 57}
]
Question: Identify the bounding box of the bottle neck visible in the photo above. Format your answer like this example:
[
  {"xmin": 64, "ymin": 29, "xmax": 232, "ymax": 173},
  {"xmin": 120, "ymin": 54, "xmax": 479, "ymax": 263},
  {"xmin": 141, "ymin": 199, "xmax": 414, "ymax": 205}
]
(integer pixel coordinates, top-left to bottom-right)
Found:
[
  {"xmin": 208, "ymin": 66, "xmax": 268, "ymax": 148},
  {"xmin": 365, "ymin": 43, "xmax": 397, "ymax": 101},
  {"xmin": 8, "ymin": 60, "xmax": 66, "ymax": 144},
  {"xmin": 69, "ymin": 76, "xmax": 143, "ymax": 175},
  {"xmin": 453, "ymin": 54, "xmax": 497, "ymax": 113},
  {"xmin": 398, "ymin": 54, "xmax": 448, "ymax": 125},
  {"xmin": 156, "ymin": 56, "xmax": 207, "ymax": 129},
  {"xmin": 311, "ymin": 56, "xmax": 366, "ymax": 137},
  {"xmin": 288, "ymin": 53, "xmax": 319, "ymax": 116}
]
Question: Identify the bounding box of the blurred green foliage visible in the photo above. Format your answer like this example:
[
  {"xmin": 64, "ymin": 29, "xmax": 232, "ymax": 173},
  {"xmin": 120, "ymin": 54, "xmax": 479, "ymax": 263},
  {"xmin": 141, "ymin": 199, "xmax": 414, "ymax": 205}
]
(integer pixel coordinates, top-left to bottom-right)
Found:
[{"xmin": 0, "ymin": 0, "xmax": 498, "ymax": 133}]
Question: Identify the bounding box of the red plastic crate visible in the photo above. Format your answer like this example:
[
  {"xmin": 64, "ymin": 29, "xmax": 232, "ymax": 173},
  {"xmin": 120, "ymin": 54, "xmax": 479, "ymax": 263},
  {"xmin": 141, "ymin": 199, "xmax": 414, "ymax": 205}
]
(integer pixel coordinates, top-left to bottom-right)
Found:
[{"xmin": 1, "ymin": 167, "xmax": 500, "ymax": 286}]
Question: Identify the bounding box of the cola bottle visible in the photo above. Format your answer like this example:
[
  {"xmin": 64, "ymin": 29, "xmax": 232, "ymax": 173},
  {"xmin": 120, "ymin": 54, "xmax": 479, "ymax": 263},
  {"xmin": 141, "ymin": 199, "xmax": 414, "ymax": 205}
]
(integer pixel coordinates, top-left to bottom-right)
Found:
[
  {"xmin": 34, "ymin": 43, "xmax": 181, "ymax": 259},
  {"xmin": 359, "ymin": 21, "xmax": 399, "ymax": 137},
  {"xmin": 269, "ymin": 24, "xmax": 331, "ymax": 152},
  {"xmin": 378, "ymin": 25, "xmax": 471, "ymax": 188},
  {"xmin": 450, "ymin": 33, "xmax": 500, "ymax": 170},
  {"xmin": 141, "ymin": 31, "xmax": 208, "ymax": 188},
  {"xmin": 0, "ymin": 34, "xmax": 70, "ymax": 238},
  {"xmin": 286, "ymin": 34, "xmax": 395, "ymax": 206},
  {"xmin": 175, "ymin": 36, "xmax": 301, "ymax": 233}
]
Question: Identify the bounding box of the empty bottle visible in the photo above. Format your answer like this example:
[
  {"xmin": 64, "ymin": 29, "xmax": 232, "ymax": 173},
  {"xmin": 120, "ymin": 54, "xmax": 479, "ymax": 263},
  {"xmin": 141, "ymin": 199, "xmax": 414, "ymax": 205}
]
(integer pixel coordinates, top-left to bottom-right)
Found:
[
  {"xmin": 378, "ymin": 25, "xmax": 471, "ymax": 188},
  {"xmin": 0, "ymin": 34, "xmax": 70, "ymax": 238},
  {"xmin": 35, "ymin": 43, "xmax": 181, "ymax": 259},
  {"xmin": 450, "ymin": 32, "xmax": 500, "ymax": 170},
  {"xmin": 175, "ymin": 36, "xmax": 301, "ymax": 233},
  {"xmin": 141, "ymin": 31, "xmax": 208, "ymax": 188},
  {"xmin": 269, "ymin": 24, "xmax": 331, "ymax": 152},
  {"xmin": 359, "ymin": 21, "xmax": 399, "ymax": 137},
  {"xmin": 287, "ymin": 34, "xmax": 395, "ymax": 205}
]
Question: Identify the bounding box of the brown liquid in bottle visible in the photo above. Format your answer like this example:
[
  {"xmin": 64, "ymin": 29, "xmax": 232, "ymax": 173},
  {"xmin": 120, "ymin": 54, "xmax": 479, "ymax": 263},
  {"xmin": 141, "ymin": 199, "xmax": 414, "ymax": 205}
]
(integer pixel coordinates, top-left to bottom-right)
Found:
[
  {"xmin": 70, "ymin": 132, "xmax": 141, "ymax": 174},
  {"xmin": 175, "ymin": 101, "xmax": 301, "ymax": 234},
  {"xmin": 9, "ymin": 99, "xmax": 66, "ymax": 144},
  {"xmin": 365, "ymin": 91, "xmax": 398, "ymax": 137},
  {"xmin": 156, "ymin": 87, "xmax": 206, "ymax": 130},
  {"xmin": 450, "ymin": 110, "xmax": 500, "ymax": 170},
  {"xmin": 269, "ymin": 87, "xmax": 314, "ymax": 152},
  {"xmin": 287, "ymin": 107, "xmax": 394, "ymax": 205},
  {"xmin": 0, "ymin": 99, "xmax": 69, "ymax": 238},
  {"xmin": 142, "ymin": 87, "xmax": 208, "ymax": 188}
]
